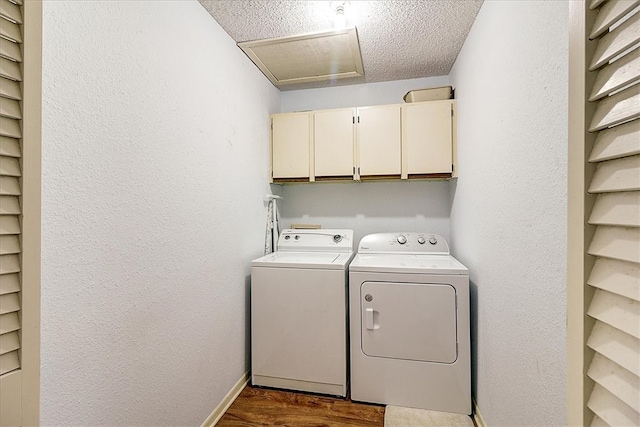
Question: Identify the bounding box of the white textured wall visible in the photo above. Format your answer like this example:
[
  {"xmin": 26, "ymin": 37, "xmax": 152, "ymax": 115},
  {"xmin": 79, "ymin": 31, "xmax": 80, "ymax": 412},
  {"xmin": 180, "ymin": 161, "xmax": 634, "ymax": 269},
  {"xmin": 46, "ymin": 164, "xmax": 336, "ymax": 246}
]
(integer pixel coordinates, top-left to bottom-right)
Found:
[
  {"xmin": 41, "ymin": 2, "xmax": 279, "ymax": 425},
  {"xmin": 281, "ymin": 76, "xmax": 451, "ymax": 111},
  {"xmin": 278, "ymin": 76, "xmax": 452, "ymax": 245},
  {"xmin": 277, "ymin": 181, "xmax": 451, "ymax": 246},
  {"xmin": 449, "ymin": 1, "xmax": 568, "ymax": 425}
]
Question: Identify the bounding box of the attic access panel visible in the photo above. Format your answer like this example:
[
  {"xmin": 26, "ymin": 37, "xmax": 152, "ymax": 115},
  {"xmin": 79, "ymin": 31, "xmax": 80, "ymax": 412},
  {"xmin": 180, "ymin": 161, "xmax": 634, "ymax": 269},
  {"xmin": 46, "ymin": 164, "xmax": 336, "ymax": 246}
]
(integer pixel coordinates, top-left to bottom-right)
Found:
[{"xmin": 238, "ymin": 27, "xmax": 364, "ymax": 87}]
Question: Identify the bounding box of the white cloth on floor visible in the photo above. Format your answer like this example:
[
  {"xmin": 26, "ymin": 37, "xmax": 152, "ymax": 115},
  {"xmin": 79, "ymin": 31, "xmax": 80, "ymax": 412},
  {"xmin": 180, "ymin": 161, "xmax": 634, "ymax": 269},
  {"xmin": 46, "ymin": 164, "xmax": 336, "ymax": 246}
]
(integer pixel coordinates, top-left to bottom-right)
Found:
[{"xmin": 384, "ymin": 405, "xmax": 474, "ymax": 427}]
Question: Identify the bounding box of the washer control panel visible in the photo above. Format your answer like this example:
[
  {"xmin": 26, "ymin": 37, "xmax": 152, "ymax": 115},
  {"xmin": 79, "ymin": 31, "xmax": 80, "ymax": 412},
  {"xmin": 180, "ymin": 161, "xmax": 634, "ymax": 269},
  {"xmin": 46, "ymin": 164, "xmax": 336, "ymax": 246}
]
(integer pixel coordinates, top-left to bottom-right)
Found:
[
  {"xmin": 278, "ymin": 229, "xmax": 354, "ymax": 253},
  {"xmin": 358, "ymin": 232, "xmax": 450, "ymax": 255}
]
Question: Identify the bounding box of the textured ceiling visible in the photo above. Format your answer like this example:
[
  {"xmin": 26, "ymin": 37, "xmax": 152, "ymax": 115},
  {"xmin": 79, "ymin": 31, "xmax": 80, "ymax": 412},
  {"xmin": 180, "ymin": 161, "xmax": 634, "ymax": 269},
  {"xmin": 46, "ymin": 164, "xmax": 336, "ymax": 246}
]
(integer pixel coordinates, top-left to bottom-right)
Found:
[{"xmin": 199, "ymin": 0, "xmax": 483, "ymax": 90}]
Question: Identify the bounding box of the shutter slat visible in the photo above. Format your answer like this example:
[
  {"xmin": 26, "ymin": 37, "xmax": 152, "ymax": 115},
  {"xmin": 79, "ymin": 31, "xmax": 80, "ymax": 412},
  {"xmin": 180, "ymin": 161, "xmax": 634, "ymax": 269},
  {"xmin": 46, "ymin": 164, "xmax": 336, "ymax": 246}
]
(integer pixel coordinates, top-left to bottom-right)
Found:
[
  {"xmin": 589, "ymin": 118, "xmax": 640, "ymax": 162},
  {"xmin": 0, "ymin": 156, "xmax": 20, "ymax": 177},
  {"xmin": 0, "ymin": 216, "xmax": 19, "ymax": 235},
  {"xmin": 588, "ymin": 320, "xmax": 640, "ymax": 376},
  {"xmin": 0, "ymin": 330, "xmax": 19, "ymax": 355},
  {"xmin": 590, "ymin": 49, "xmax": 640, "ymax": 101},
  {"xmin": 590, "ymin": 0, "xmax": 640, "ymax": 40},
  {"xmin": 588, "ymin": 257, "xmax": 640, "ymax": 301},
  {"xmin": 0, "ymin": 15, "xmax": 21, "ymax": 43},
  {"xmin": 0, "ymin": 273, "xmax": 19, "ymax": 295},
  {"xmin": 588, "ymin": 225, "xmax": 640, "ymax": 263},
  {"xmin": 0, "ymin": 116, "xmax": 21, "ymax": 138},
  {"xmin": 592, "ymin": 0, "xmax": 610, "ymax": 10},
  {"xmin": 0, "ymin": 97, "xmax": 21, "ymax": 120},
  {"xmin": 0, "ymin": 37, "xmax": 21, "ymax": 63},
  {"xmin": 588, "ymin": 288, "xmax": 640, "ymax": 339},
  {"xmin": 0, "ymin": 349, "xmax": 19, "ymax": 375},
  {"xmin": 0, "ymin": 311, "xmax": 18, "ymax": 334},
  {"xmin": 0, "ymin": 176, "xmax": 20, "ymax": 195},
  {"xmin": 0, "ymin": 292, "xmax": 19, "ymax": 315},
  {"xmin": 0, "ymin": 0, "xmax": 22, "ymax": 24},
  {"xmin": 0, "ymin": 195, "xmax": 20, "ymax": 215},
  {"xmin": 0, "ymin": 254, "xmax": 19, "ymax": 275},
  {"xmin": 589, "ymin": 191, "xmax": 640, "ymax": 226},
  {"xmin": 588, "ymin": 383, "xmax": 640, "ymax": 425},
  {"xmin": 0, "ymin": 57, "xmax": 21, "ymax": 81},
  {"xmin": 0, "ymin": 76, "xmax": 22, "ymax": 100},
  {"xmin": 0, "ymin": 234, "xmax": 19, "ymax": 255},
  {"xmin": 587, "ymin": 352, "xmax": 640, "ymax": 412},
  {"xmin": 590, "ymin": 12, "xmax": 640, "ymax": 71},
  {"xmin": 0, "ymin": 136, "xmax": 20, "ymax": 157},
  {"xmin": 588, "ymin": 85, "xmax": 640, "ymax": 132},
  {"xmin": 588, "ymin": 154, "xmax": 640, "ymax": 193}
]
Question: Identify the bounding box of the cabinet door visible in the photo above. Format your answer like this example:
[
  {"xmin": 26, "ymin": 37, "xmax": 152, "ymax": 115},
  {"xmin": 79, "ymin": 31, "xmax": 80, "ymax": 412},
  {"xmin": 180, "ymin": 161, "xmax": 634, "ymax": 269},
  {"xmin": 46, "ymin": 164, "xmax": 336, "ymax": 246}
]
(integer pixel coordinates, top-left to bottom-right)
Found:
[
  {"xmin": 272, "ymin": 112, "xmax": 312, "ymax": 179},
  {"xmin": 314, "ymin": 108, "xmax": 355, "ymax": 178},
  {"xmin": 357, "ymin": 105, "xmax": 401, "ymax": 176},
  {"xmin": 404, "ymin": 102, "xmax": 453, "ymax": 175}
]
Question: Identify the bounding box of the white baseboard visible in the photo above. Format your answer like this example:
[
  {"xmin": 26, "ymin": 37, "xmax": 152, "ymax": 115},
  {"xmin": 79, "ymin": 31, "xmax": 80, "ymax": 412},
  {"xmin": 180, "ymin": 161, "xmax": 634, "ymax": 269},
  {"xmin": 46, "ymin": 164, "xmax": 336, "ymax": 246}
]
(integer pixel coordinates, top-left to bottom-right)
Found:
[
  {"xmin": 473, "ymin": 399, "xmax": 487, "ymax": 427},
  {"xmin": 201, "ymin": 371, "xmax": 249, "ymax": 427}
]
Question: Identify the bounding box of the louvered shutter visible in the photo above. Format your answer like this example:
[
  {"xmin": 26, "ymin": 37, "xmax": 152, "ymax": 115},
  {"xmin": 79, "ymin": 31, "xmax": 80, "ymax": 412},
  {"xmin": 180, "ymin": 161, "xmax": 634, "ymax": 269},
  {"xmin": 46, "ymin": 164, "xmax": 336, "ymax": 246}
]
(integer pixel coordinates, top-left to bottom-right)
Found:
[
  {"xmin": 585, "ymin": 1, "xmax": 640, "ymax": 425},
  {"xmin": 0, "ymin": 0, "xmax": 23, "ymax": 381}
]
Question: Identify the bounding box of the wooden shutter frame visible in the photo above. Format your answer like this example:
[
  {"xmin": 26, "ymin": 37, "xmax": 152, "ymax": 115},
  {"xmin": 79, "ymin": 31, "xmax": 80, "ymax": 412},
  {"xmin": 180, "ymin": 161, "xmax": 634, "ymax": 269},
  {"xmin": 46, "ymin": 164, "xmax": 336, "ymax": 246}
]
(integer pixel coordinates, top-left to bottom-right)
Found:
[
  {"xmin": 568, "ymin": 1, "xmax": 640, "ymax": 426},
  {"xmin": 20, "ymin": 1, "xmax": 42, "ymax": 425},
  {"xmin": 568, "ymin": 4, "xmax": 598, "ymax": 425}
]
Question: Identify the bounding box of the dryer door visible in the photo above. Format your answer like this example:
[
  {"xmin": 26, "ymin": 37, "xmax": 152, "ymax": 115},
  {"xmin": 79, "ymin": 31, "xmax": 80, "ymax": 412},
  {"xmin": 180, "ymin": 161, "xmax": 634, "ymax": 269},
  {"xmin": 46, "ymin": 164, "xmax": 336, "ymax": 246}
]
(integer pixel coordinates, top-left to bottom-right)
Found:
[{"xmin": 360, "ymin": 281, "xmax": 457, "ymax": 363}]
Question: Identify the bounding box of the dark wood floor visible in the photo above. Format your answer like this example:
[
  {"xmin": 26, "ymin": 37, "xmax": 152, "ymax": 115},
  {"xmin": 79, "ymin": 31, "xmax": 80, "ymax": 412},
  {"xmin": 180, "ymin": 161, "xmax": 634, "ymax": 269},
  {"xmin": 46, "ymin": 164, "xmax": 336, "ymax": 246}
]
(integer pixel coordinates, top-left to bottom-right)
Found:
[{"xmin": 217, "ymin": 385, "xmax": 385, "ymax": 426}]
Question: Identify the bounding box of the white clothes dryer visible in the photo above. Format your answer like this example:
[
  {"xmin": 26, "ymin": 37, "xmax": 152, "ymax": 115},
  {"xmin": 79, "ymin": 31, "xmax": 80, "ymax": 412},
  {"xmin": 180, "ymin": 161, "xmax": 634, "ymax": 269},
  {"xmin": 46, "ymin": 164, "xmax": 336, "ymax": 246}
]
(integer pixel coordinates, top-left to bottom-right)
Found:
[
  {"xmin": 349, "ymin": 232, "xmax": 471, "ymax": 414},
  {"xmin": 251, "ymin": 229, "xmax": 354, "ymax": 397}
]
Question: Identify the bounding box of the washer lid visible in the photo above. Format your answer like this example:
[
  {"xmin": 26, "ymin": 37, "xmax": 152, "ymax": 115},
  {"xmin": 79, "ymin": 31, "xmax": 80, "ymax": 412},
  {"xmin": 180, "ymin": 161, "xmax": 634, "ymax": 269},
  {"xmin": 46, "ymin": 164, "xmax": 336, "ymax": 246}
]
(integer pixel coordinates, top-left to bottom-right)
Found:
[
  {"xmin": 252, "ymin": 251, "xmax": 354, "ymax": 270},
  {"xmin": 349, "ymin": 254, "xmax": 468, "ymax": 275}
]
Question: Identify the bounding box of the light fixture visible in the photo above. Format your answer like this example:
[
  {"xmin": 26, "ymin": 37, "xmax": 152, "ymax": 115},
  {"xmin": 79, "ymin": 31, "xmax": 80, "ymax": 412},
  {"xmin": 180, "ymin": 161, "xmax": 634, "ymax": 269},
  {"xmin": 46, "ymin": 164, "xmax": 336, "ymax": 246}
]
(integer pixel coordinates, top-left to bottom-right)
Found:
[{"xmin": 331, "ymin": 1, "xmax": 349, "ymax": 29}]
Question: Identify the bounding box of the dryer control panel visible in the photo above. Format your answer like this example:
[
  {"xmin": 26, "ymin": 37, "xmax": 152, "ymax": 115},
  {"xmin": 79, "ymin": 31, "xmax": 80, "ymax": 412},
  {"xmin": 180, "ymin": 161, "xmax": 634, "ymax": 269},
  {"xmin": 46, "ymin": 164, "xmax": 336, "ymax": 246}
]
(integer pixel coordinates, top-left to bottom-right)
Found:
[{"xmin": 358, "ymin": 232, "xmax": 450, "ymax": 255}]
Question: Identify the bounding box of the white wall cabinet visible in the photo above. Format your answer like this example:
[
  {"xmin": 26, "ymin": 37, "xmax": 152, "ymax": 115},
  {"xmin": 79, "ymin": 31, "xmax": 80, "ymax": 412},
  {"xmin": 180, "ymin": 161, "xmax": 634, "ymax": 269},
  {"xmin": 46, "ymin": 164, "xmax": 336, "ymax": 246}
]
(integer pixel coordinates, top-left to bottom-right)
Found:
[
  {"xmin": 402, "ymin": 101, "xmax": 454, "ymax": 177},
  {"xmin": 270, "ymin": 100, "xmax": 456, "ymax": 183},
  {"xmin": 271, "ymin": 112, "xmax": 312, "ymax": 179},
  {"xmin": 314, "ymin": 108, "xmax": 355, "ymax": 179},
  {"xmin": 356, "ymin": 105, "xmax": 402, "ymax": 178}
]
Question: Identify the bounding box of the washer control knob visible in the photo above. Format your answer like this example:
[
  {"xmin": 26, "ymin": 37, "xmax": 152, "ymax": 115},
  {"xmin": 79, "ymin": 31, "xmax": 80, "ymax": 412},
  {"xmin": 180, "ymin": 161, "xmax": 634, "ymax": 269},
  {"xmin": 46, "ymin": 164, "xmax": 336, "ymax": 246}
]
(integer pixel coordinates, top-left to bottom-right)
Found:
[
  {"xmin": 333, "ymin": 234, "xmax": 343, "ymax": 243},
  {"xmin": 284, "ymin": 235, "xmax": 291, "ymax": 240},
  {"xmin": 417, "ymin": 237, "xmax": 426, "ymax": 244},
  {"xmin": 397, "ymin": 235, "xmax": 407, "ymax": 244},
  {"xmin": 294, "ymin": 235, "xmax": 300, "ymax": 240},
  {"xmin": 429, "ymin": 236, "xmax": 438, "ymax": 245}
]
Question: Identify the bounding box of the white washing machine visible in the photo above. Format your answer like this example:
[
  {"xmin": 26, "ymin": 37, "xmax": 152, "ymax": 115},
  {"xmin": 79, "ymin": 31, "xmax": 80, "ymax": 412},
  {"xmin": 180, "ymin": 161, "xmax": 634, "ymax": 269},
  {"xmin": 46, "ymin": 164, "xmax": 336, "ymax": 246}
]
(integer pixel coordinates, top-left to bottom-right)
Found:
[
  {"xmin": 349, "ymin": 232, "xmax": 471, "ymax": 414},
  {"xmin": 251, "ymin": 229, "xmax": 354, "ymax": 397}
]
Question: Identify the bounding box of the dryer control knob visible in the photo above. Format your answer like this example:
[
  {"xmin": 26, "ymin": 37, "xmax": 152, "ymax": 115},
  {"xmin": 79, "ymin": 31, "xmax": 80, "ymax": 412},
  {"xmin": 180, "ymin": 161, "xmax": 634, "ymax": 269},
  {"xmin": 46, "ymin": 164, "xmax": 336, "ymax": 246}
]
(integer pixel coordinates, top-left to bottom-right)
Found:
[
  {"xmin": 417, "ymin": 237, "xmax": 426, "ymax": 244},
  {"xmin": 429, "ymin": 236, "xmax": 438, "ymax": 245},
  {"xmin": 397, "ymin": 235, "xmax": 407, "ymax": 244}
]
